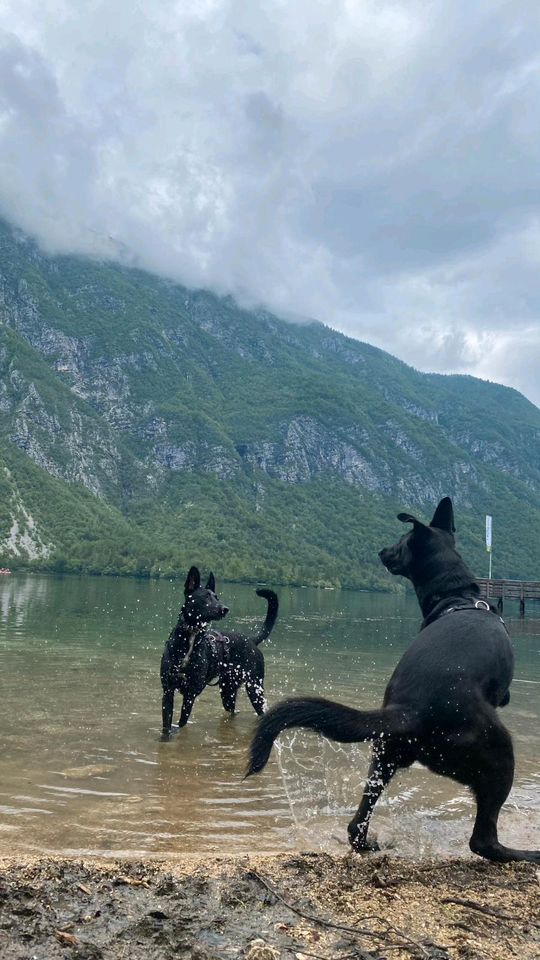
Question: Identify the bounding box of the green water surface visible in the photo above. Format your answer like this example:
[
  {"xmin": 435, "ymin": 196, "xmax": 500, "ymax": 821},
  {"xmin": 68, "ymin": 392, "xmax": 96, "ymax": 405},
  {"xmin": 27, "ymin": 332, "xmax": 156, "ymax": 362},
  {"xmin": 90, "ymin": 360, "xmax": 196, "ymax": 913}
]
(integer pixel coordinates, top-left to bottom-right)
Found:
[{"xmin": 0, "ymin": 575, "xmax": 538, "ymax": 859}]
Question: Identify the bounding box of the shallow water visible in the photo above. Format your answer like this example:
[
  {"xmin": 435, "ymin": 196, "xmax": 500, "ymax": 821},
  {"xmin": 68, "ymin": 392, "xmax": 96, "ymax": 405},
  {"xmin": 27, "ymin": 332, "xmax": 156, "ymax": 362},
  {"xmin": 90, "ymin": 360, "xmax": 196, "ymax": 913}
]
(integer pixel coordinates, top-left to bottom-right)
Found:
[{"xmin": 0, "ymin": 574, "xmax": 538, "ymax": 859}]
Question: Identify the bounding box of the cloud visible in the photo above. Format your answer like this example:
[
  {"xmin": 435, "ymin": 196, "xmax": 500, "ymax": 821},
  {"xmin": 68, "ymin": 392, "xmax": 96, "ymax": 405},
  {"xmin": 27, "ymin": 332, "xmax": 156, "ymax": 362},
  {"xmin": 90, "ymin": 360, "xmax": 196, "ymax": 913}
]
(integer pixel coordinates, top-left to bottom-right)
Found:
[{"xmin": 1, "ymin": 0, "xmax": 540, "ymax": 405}]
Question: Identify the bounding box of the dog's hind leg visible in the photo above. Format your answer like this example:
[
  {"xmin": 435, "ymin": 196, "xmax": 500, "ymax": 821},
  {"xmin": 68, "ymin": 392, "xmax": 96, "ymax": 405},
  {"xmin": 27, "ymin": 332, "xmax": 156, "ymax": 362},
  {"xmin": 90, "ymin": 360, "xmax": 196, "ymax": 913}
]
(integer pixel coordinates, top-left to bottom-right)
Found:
[
  {"xmin": 348, "ymin": 738, "xmax": 416, "ymax": 853},
  {"xmin": 467, "ymin": 721, "xmax": 540, "ymax": 863},
  {"xmin": 347, "ymin": 741, "xmax": 401, "ymax": 852},
  {"xmin": 162, "ymin": 689, "xmax": 174, "ymax": 737},
  {"xmin": 219, "ymin": 677, "xmax": 239, "ymax": 715},
  {"xmin": 245, "ymin": 678, "xmax": 266, "ymax": 716}
]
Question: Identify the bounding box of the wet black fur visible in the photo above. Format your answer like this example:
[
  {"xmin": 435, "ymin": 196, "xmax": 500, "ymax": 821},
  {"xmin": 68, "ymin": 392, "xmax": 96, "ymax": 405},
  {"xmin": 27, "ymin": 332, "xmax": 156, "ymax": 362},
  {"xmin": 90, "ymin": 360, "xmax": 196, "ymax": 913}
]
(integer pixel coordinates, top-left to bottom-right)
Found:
[
  {"xmin": 247, "ymin": 498, "xmax": 540, "ymax": 864},
  {"xmin": 160, "ymin": 566, "xmax": 278, "ymax": 737}
]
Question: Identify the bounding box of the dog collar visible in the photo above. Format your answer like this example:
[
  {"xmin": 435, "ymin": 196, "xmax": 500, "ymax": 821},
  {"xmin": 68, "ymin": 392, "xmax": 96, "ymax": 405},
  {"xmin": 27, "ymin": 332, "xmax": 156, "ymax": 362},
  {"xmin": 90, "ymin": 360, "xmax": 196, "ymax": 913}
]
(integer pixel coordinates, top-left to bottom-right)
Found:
[{"xmin": 421, "ymin": 597, "xmax": 507, "ymax": 632}]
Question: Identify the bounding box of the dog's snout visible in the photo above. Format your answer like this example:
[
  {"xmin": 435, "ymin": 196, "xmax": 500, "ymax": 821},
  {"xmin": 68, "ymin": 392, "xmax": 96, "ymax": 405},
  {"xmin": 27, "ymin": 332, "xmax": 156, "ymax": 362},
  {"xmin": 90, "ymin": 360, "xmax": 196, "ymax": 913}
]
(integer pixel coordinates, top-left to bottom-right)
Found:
[
  {"xmin": 221, "ymin": 605, "xmax": 230, "ymax": 616},
  {"xmin": 379, "ymin": 547, "xmax": 396, "ymax": 572}
]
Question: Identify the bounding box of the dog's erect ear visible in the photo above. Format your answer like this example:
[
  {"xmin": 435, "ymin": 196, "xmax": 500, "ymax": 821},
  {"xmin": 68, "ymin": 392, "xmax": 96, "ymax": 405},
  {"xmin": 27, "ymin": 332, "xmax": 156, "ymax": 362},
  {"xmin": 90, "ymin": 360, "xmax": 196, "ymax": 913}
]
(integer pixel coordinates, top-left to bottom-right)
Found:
[
  {"xmin": 206, "ymin": 572, "xmax": 216, "ymax": 592},
  {"xmin": 429, "ymin": 497, "xmax": 455, "ymax": 533},
  {"xmin": 184, "ymin": 565, "xmax": 201, "ymax": 595}
]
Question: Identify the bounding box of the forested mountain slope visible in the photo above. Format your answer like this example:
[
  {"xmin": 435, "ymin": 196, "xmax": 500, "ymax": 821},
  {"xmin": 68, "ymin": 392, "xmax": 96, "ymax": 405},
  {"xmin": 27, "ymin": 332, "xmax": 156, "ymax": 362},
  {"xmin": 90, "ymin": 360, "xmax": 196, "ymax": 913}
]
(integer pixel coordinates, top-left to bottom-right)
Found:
[{"xmin": 1, "ymin": 220, "xmax": 538, "ymax": 588}]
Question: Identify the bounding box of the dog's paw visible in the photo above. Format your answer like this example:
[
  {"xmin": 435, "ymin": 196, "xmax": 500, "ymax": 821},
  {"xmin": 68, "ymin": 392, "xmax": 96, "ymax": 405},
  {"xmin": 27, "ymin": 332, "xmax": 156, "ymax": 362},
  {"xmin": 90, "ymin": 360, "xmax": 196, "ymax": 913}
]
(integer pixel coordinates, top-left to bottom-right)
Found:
[
  {"xmin": 160, "ymin": 730, "xmax": 172, "ymax": 742},
  {"xmin": 349, "ymin": 832, "xmax": 380, "ymax": 854}
]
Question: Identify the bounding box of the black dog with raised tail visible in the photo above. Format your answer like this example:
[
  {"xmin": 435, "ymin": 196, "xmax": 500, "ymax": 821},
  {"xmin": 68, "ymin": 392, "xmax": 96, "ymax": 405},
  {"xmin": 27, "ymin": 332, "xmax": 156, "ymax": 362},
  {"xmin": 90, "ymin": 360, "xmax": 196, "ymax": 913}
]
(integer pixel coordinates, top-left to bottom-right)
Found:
[
  {"xmin": 161, "ymin": 566, "xmax": 278, "ymax": 737},
  {"xmin": 246, "ymin": 498, "xmax": 539, "ymax": 864}
]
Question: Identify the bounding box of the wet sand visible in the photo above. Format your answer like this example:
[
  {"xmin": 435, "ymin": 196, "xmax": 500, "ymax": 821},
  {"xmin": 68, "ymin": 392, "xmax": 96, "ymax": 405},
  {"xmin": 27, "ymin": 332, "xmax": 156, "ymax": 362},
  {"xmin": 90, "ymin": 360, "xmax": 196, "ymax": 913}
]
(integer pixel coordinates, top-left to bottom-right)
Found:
[{"xmin": 0, "ymin": 853, "xmax": 538, "ymax": 960}]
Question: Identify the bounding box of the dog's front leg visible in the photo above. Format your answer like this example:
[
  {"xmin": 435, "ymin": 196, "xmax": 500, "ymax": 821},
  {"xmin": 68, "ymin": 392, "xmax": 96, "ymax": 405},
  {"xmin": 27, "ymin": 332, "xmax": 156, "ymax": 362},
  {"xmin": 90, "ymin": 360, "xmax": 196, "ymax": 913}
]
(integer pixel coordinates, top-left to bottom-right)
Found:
[
  {"xmin": 178, "ymin": 693, "xmax": 196, "ymax": 728},
  {"xmin": 466, "ymin": 719, "xmax": 540, "ymax": 863},
  {"xmin": 348, "ymin": 743, "xmax": 400, "ymax": 852},
  {"xmin": 161, "ymin": 689, "xmax": 175, "ymax": 738}
]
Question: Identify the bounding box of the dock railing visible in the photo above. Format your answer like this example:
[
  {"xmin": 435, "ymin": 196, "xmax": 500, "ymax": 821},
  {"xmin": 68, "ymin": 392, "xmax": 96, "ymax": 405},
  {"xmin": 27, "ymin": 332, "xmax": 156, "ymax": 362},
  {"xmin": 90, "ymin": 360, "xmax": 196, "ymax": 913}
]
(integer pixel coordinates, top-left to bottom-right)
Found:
[{"xmin": 476, "ymin": 578, "xmax": 540, "ymax": 616}]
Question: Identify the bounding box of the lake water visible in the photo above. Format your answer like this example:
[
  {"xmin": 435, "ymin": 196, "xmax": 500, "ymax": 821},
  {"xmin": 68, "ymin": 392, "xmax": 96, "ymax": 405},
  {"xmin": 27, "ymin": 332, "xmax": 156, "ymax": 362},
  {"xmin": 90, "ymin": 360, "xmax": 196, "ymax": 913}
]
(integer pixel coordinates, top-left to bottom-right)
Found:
[{"xmin": 0, "ymin": 574, "xmax": 538, "ymax": 860}]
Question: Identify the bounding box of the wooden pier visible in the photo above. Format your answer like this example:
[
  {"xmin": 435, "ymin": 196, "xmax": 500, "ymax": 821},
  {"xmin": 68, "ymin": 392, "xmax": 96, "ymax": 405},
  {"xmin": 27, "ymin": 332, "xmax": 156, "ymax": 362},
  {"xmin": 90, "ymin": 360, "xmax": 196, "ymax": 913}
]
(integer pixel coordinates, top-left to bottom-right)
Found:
[{"xmin": 476, "ymin": 578, "xmax": 540, "ymax": 616}]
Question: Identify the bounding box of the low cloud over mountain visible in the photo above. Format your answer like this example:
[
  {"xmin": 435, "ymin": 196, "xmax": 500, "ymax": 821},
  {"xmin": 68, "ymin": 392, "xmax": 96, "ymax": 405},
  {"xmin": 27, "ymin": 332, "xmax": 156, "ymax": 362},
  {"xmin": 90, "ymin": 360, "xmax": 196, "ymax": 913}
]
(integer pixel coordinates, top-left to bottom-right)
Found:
[{"xmin": 1, "ymin": 1, "xmax": 540, "ymax": 404}]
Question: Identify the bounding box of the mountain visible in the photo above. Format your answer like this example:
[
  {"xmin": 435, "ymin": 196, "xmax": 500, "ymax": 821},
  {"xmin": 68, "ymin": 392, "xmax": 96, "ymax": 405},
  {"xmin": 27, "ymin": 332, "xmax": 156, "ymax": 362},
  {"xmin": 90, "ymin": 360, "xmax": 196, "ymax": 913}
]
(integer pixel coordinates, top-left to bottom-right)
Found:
[{"xmin": 0, "ymin": 218, "xmax": 539, "ymax": 589}]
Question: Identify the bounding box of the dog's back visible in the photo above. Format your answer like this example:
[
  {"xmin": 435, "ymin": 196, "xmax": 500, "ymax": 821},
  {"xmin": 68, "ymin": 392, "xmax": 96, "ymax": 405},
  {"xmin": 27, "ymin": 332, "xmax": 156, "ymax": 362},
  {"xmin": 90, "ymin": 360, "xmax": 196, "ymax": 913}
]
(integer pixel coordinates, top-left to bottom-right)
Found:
[{"xmin": 386, "ymin": 608, "xmax": 513, "ymax": 717}]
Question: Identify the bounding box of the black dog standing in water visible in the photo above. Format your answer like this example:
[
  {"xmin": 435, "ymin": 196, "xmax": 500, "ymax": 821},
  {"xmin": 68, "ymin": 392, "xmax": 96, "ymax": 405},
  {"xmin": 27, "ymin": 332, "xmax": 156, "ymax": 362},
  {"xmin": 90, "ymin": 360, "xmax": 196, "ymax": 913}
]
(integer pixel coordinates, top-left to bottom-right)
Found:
[
  {"xmin": 247, "ymin": 497, "xmax": 540, "ymax": 864},
  {"xmin": 161, "ymin": 566, "xmax": 278, "ymax": 738}
]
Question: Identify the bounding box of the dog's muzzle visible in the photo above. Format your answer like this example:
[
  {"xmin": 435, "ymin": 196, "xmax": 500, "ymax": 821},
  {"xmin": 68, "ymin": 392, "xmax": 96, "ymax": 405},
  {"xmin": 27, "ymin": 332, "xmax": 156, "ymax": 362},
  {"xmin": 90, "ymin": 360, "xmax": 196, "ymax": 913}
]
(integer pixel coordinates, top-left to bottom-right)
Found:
[{"xmin": 379, "ymin": 549, "xmax": 399, "ymax": 573}]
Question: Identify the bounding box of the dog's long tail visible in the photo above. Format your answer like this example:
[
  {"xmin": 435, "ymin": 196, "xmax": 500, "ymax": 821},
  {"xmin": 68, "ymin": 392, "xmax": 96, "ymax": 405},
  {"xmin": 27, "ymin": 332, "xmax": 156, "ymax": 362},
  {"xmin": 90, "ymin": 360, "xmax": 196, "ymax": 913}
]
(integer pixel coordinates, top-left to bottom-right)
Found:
[
  {"xmin": 246, "ymin": 696, "xmax": 405, "ymax": 776},
  {"xmin": 251, "ymin": 589, "xmax": 279, "ymax": 645}
]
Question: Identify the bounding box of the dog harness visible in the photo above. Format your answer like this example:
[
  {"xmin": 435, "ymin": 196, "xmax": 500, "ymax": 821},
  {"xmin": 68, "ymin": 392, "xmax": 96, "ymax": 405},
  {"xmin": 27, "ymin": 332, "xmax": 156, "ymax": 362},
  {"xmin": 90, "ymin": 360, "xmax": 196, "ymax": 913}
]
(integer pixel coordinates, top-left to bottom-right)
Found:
[
  {"xmin": 205, "ymin": 631, "xmax": 232, "ymax": 684},
  {"xmin": 165, "ymin": 625, "xmax": 200, "ymax": 683},
  {"xmin": 169, "ymin": 624, "xmax": 232, "ymax": 680}
]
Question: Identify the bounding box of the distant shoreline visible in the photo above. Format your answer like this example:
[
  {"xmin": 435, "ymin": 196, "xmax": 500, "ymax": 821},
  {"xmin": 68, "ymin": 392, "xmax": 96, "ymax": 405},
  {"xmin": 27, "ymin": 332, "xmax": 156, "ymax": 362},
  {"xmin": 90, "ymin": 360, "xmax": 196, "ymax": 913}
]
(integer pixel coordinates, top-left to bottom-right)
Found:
[{"xmin": 0, "ymin": 565, "xmax": 403, "ymax": 594}]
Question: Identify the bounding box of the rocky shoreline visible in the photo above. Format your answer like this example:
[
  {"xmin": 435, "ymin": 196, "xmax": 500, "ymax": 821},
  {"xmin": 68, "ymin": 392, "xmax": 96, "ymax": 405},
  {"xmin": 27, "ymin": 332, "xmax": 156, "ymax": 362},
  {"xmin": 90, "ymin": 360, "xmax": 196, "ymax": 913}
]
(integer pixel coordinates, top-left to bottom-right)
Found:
[{"xmin": 0, "ymin": 853, "xmax": 538, "ymax": 960}]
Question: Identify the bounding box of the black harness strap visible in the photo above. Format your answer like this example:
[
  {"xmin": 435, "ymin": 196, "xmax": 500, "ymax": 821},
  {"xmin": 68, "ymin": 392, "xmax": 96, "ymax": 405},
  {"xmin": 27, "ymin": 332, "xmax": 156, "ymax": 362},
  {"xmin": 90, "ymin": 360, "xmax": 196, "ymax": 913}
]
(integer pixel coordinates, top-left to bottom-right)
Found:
[
  {"xmin": 168, "ymin": 622, "xmax": 206, "ymax": 679},
  {"xmin": 205, "ymin": 631, "xmax": 232, "ymax": 685}
]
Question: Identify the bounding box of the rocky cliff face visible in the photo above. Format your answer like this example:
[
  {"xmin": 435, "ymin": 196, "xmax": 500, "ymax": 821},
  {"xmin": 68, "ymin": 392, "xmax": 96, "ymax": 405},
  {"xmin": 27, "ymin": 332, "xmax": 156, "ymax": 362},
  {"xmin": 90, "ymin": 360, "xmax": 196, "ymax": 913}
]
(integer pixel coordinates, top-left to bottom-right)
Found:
[{"xmin": 0, "ymin": 219, "xmax": 539, "ymax": 584}]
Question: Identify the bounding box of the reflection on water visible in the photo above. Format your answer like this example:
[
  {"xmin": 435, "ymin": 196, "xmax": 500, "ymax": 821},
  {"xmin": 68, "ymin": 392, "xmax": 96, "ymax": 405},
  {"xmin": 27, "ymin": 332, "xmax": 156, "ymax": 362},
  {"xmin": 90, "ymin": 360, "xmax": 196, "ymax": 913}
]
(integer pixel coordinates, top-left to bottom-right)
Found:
[
  {"xmin": 0, "ymin": 574, "xmax": 52, "ymax": 627},
  {"xmin": 0, "ymin": 574, "xmax": 538, "ymax": 858}
]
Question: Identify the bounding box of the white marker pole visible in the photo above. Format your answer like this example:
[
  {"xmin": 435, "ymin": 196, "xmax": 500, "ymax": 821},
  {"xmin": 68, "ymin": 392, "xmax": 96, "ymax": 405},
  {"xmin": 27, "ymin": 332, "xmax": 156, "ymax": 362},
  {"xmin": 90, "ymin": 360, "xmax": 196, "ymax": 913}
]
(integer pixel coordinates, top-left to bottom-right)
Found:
[{"xmin": 486, "ymin": 515, "xmax": 493, "ymax": 580}]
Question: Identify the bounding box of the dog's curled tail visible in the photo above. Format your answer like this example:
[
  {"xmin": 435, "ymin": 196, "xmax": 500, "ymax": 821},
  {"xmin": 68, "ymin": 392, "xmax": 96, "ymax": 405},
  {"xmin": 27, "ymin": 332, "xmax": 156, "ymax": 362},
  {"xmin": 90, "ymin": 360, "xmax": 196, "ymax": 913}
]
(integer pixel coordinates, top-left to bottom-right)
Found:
[
  {"xmin": 246, "ymin": 696, "xmax": 398, "ymax": 776},
  {"xmin": 252, "ymin": 589, "xmax": 279, "ymax": 644}
]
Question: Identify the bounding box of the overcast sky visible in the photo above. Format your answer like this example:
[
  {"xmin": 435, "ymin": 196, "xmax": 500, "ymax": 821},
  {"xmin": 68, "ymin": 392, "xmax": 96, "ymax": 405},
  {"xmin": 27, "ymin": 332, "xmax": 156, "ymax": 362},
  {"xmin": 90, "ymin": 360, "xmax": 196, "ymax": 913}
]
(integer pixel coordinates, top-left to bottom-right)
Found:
[{"xmin": 1, "ymin": 1, "xmax": 540, "ymax": 406}]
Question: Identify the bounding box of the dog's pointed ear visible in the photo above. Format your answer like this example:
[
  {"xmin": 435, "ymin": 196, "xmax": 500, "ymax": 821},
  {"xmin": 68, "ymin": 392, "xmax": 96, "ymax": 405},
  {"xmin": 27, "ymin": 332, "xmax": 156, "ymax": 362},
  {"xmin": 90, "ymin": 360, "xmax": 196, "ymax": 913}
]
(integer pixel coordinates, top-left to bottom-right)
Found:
[
  {"xmin": 206, "ymin": 572, "xmax": 216, "ymax": 592},
  {"xmin": 429, "ymin": 497, "xmax": 455, "ymax": 533},
  {"xmin": 184, "ymin": 565, "xmax": 201, "ymax": 595}
]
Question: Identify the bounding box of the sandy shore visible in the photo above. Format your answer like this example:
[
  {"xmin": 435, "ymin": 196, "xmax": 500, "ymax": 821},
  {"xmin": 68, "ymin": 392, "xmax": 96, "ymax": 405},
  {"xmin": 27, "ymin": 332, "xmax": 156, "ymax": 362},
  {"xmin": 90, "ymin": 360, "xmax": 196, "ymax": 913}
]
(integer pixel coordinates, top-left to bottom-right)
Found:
[{"xmin": 0, "ymin": 853, "xmax": 538, "ymax": 960}]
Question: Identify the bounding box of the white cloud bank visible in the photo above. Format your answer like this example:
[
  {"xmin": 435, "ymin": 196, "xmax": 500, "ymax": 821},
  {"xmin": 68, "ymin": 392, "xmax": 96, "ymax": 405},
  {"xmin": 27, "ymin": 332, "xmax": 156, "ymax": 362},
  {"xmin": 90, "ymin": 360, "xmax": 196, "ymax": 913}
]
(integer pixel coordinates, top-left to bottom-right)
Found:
[{"xmin": 1, "ymin": 0, "xmax": 540, "ymax": 405}]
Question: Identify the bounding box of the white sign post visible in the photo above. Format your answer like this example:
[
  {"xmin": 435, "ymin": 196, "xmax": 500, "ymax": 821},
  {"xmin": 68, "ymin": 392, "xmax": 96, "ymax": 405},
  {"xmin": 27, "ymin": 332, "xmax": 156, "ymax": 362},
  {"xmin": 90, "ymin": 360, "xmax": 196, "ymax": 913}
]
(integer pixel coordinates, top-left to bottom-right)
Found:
[{"xmin": 486, "ymin": 515, "xmax": 493, "ymax": 580}]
